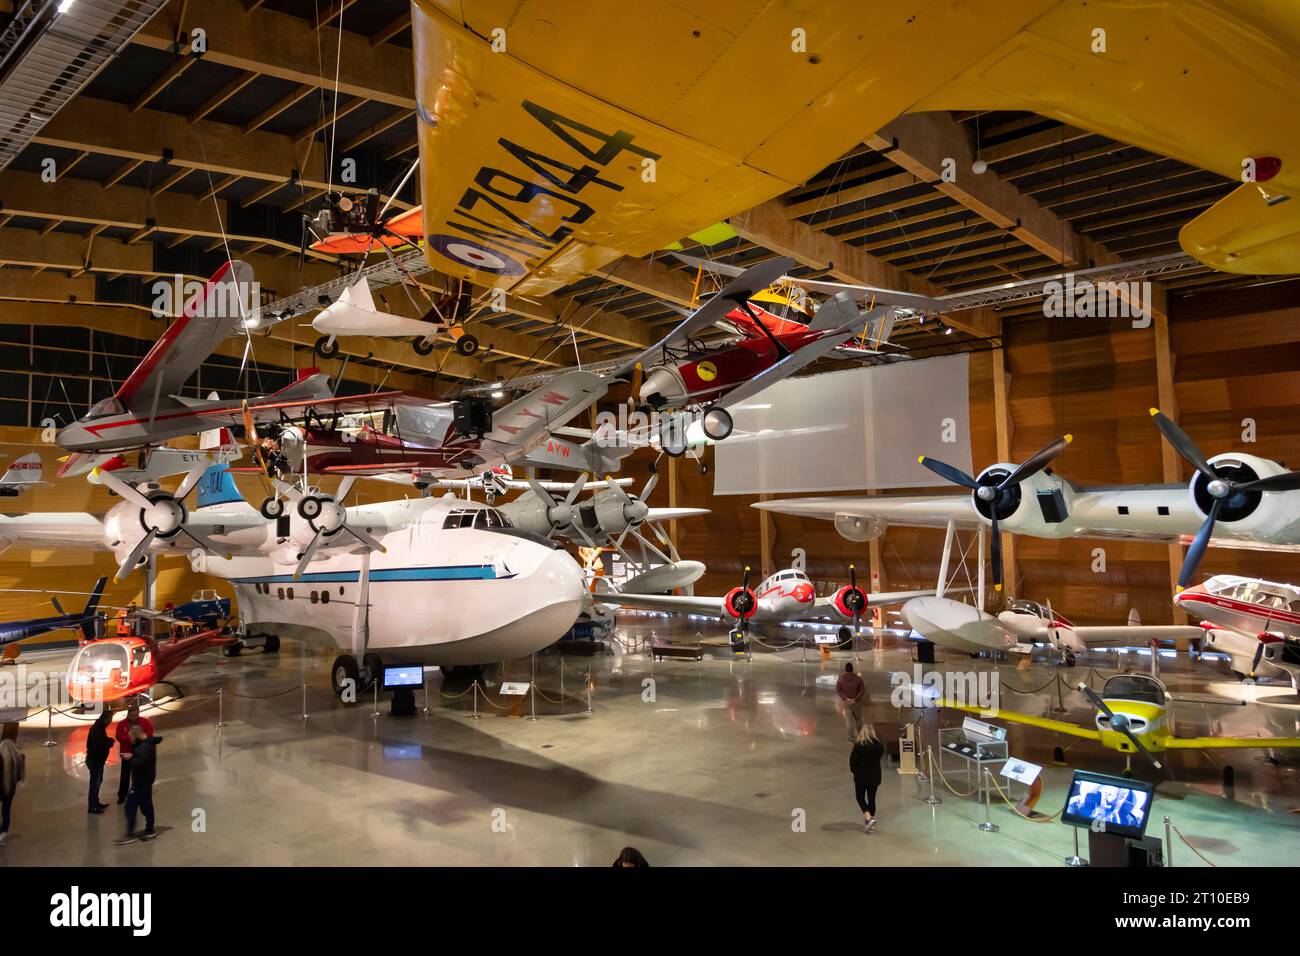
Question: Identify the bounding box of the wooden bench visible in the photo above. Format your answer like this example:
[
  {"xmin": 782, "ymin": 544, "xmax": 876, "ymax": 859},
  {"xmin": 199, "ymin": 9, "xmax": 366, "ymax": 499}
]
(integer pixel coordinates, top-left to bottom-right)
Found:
[{"xmin": 651, "ymin": 643, "xmax": 704, "ymax": 662}]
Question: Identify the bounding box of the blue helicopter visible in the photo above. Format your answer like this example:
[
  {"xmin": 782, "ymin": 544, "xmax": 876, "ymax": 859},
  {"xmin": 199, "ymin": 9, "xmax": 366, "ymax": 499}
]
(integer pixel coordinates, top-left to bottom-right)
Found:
[{"xmin": 0, "ymin": 576, "xmax": 107, "ymax": 648}]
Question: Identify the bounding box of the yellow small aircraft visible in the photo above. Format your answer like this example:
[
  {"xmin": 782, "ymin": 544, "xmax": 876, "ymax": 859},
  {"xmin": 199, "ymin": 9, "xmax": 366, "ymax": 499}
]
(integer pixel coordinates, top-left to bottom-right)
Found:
[
  {"xmin": 944, "ymin": 673, "xmax": 1300, "ymax": 772},
  {"xmin": 411, "ymin": 0, "xmax": 1300, "ymax": 296}
]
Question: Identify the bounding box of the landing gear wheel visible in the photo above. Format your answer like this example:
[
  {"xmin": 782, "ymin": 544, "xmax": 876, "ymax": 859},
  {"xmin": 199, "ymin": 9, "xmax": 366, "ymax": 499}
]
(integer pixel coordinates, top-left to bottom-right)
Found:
[
  {"xmin": 659, "ymin": 416, "xmax": 687, "ymax": 457},
  {"xmin": 297, "ymin": 496, "xmax": 323, "ymax": 521},
  {"xmin": 223, "ymin": 642, "xmax": 242, "ymax": 658},
  {"xmin": 838, "ymin": 626, "xmax": 852, "ymax": 643},
  {"xmin": 263, "ymin": 634, "xmax": 280, "ymax": 654},
  {"xmin": 455, "ymin": 334, "xmax": 479, "ymax": 356},
  {"xmin": 698, "ymin": 461, "xmax": 709, "ymax": 476},
  {"xmin": 331, "ymin": 654, "xmax": 359, "ymax": 698},
  {"xmin": 314, "ymin": 335, "xmax": 339, "ymax": 359},
  {"xmin": 411, "ymin": 337, "xmax": 435, "ymax": 356},
  {"xmin": 362, "ymin": 652, "xmax": 383, "ymax": 690},
  {"xmin": 260, "ymin": 496, "xmax": 284, "ymax": 520},
  {"xmin": 1063, "ymin": 650, "xmax": 1077, "ymax": 667},
  {"xmin": 701, "ymin": 405, "xmax": 733, "ymax": 441}
]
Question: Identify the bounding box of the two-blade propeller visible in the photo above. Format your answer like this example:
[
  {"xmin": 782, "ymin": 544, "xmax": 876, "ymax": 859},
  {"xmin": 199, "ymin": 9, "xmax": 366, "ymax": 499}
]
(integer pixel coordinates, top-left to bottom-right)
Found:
[
  {"xmin": 276, "ymin": 476, "xmax": 386, "ymax": 579},
  {"xmin": 99, "ymin": 464, "xmax": 229, "ymax": 582},
  {"xmin": 918, "ymin": 435, "xmax": 1073, "ymax": 592},
  {"xmin": 1077, "ymin": 682, "xmax": 1162, "ymax": 769},
  {"xmin": 1149, "ymin": 408, "xmax": 1300, "ymax": 588}
]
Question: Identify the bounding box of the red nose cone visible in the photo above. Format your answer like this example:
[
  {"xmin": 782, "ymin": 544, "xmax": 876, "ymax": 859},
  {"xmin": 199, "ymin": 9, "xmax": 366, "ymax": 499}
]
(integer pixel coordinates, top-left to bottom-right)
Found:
[{"xmin": 793, "ymin": 583, "xmax": 814, "ymax": 603}]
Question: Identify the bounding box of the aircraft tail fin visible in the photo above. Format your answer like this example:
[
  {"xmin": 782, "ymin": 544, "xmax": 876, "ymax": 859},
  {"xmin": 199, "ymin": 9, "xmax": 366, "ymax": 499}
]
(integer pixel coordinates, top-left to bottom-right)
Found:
[
  {"xmin": 1127, "ymin": 608, "xmax": 1142, "ymax": 627},
  {"xmin": 79, "ymin": 576, "xmax": 107, "ymax": 640},
  {"xmin": 195, "ymin": 464, "xmax": 246, "ymax": 509},
  {"xmin": 50, "ymin": 595, "xmax": 64, "ymax": 615},
  {"xmin": 0, "ymin": 452, "xmax": 43, "ymax": 490}
]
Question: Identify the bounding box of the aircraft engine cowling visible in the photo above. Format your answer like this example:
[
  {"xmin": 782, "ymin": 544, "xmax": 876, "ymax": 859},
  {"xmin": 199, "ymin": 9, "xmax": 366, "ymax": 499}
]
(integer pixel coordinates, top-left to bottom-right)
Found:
[
  {"xmin": 1187, "ymin": 453, "xmax": 1295, "ymax": 538},
  {"xmin": 969, "ymin": 464, "xmax": 1077, "ymax": 536},
  {"xmin": 832, "ymin": 585, "xmax": 867, "ymax": 620},
  {"xmin": 724, "ymin": 586, "xmax": 757, "ymax": 620}
]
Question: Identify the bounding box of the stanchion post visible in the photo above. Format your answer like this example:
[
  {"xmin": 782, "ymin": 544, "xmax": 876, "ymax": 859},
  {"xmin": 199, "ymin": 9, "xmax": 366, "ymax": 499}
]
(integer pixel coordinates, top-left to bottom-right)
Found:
[
  {"xmin": 527, "ymin": 680, "xmax": 538, "ymax": 721},
  {"xmin": 301, "ymin": 682, "xmax": 310, "ymax": 721},
  {"xmin": 586, "ymin": 666, "xmax": 592, "ymax": 715},
  {"xmin": 215, "ymin": 688, "xmax": 226, "ymax": 729},
  {"xmin": 371, "ymin": 680, "xmax": 381, "ymax": 719},
  {"xmin": 559, "ymin": 664, "xmax": 565, "ymax": 712},
  {"xmin": 469, "ymin": 680, "xmax": 480, "ymax": 720},
  {"xmin": 42, "ymin": 705, "xmax": 56, "ymax": 747},
  {"xmin": 1054, "ymin": 674, "xmax": 1067, "ymax": 714},
  {"xmin": 1065, "ymin": 825, "xmax": 1088, "ymax": 867},
  {"xmin": 421, "ymin": 674, "xmax": 432, "ymax": 715},
  {"xmin": 1164, "ymin": 815, "xmax": 1173, "ymax": 867},
  {"xmin": 925, "ymin": 746, "xmax": 942, "ymax": 805},
  {"xmin": 978, "ymin": 768, "xmax": 1000, "ymax": 832}
]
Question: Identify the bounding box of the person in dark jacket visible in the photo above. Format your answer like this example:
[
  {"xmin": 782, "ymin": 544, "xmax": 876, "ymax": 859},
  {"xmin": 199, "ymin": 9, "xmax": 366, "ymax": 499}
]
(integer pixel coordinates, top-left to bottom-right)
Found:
[
  {"xmin": 85, "ymin": 710, "xmax": 114, "ymax": 814},
  {"xmin": 122, "ymin": 725, "xmax": 162, "ymax": 840},
  {"xmin": 849, "ymin": 723, "xmax": 885, "ymax": 833},
  {"xmin": 114, "ymin": 703, "xmax": 154, "ymax": 804}
]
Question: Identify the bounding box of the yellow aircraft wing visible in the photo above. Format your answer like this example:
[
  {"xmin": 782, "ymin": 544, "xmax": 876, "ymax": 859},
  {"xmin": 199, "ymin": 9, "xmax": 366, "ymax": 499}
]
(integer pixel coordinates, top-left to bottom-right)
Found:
[
  {"xmin": 938, "ymin": 700, "xmax": 1102, "ymax": 741},
  {"xmin": 1165, "ymin": 736, "xmax": 1300, "ymax": 750},
  {"xmin": 412, "ymin": 1, "xmax": 1300, "ymax": 287}
]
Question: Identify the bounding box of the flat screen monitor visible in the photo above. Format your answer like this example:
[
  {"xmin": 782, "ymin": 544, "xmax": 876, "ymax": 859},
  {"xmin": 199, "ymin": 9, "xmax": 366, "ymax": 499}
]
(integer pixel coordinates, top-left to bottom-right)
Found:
[
  {"xmin": 1060, "ymin": 770, "xmax": 1154, "ymax": 839},
  {"xmin": 382, "ymin": 665, "xmax": 424, "ymax": 689}
]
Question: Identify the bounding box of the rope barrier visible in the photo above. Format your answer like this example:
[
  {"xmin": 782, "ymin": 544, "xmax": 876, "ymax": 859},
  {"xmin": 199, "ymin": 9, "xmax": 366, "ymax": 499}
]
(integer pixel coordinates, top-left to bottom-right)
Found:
[
  {"xmin": 986, "ymin": 773, "xmax": 1063, "ymax": 823},
  {"xmin": 998, "ymin": 674, "xmax": 1065, "ymax": 696},
  {"xmin": 437, "ymin": 683, "xmax": 478, "ymax": 700},
  {"xmin": 532, "ymin": 686, "xmax": 568, "ymax": 704},
  {"xmin": 226, "ymin": 685, "xmax": 304, "ymax": 700},
  {"xmin": 932, "ymin": 752, "xmax": 980, "ymax": 797},
  {"xmin": 1171, "ymin": 823, "xmax": 1218, "ymax": 867}
]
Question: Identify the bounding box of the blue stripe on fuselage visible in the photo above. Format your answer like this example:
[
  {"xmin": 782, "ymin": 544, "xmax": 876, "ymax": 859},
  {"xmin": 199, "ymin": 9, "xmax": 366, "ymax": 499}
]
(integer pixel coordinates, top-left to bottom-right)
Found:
[{"xmin": 231, "ymin": 565, "xmax": 515, "ymax": 585}]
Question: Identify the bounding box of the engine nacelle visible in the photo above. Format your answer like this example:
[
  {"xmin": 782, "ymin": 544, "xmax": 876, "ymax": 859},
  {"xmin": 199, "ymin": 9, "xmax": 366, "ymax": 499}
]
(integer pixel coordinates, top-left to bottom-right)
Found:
[
  {"xmin": 973, "ymin": 464, "xmax": 1079, "ymax": 537},
  {"xmin": 498, "ymin": 492, "xmax": 552, "ymax": 536},
  {"xmin": 1188, "ymin": 452, "xmax": 1296, "ymax": 540},
  {"xmin": 832, "ymin": 585, "xmax": 867, "ymax": 620},
  {"xmin": 724, "ymin": 586, "xmax": 757, "ymax": 620}
]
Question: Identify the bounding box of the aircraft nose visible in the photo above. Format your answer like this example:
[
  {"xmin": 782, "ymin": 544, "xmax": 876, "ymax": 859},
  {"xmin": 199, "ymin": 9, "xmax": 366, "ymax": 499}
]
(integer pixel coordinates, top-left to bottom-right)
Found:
[
  {"xmin": 793, "ymin": 583, "xmax": 814, "ymax": 603},
  {"xmin": 640, "ymin": 368, "xmax": 682, "ymax": 407}
]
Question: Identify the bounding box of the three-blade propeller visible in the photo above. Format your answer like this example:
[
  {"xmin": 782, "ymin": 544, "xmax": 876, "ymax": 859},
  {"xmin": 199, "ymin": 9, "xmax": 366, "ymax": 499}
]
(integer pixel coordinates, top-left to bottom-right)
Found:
[
  {"xmin": 917, "ymin": 435, "xmax": 1072, "ymax": 592},
  {"xmin": 1149, "ymin": 408, "xmax": 1300, "ymax": 589},
  {"xmin": 99, "ymin": 464, "xmax": 229, "ymax": 582}
]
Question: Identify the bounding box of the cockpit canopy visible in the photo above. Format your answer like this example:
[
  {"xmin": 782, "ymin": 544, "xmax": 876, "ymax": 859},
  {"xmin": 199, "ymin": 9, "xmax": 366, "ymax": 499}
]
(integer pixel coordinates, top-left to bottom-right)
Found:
[
  {"xmin": 442, "ymin": 507, "xmax": 512, "ymax": 531},
  {"xmin": 69, "ymin": 641, "xmax": 134, "ymax": 687},
  {"xmin": 84, "ymin": 396, "xmax": 125, "ymax": 420},
  {"xmin": 1204, "ymin": 575, "xmax": 1300, "ymax": 611},
  {"xmin": 1102, "ymin": 674, "xmax": 1166, "ymax": 707}
]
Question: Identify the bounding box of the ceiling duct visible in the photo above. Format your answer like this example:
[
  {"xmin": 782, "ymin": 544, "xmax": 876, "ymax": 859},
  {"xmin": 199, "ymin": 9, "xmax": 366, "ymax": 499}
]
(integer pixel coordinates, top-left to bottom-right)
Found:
[{"xmin": 0, "ymin": 0, "xmax": 169, "ymax": 170}]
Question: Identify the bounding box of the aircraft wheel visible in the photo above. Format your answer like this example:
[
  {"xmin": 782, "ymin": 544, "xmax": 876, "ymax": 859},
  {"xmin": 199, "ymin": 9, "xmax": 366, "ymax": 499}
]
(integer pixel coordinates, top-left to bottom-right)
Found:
[
  {"xmin": 297, "ymin": 496, "xmax": 323, "ymax": 521},
  {"xmin": 260, "ymin": 496, "xmax": 284, "ymax": 520},
  {"xmin": 838, "ymin": 626, "xmax": 852, "ymax": 643},
  {"xmin": 1063, "ymin": 651, "xmax": 1077, "ymax": 667},
  {"xmin": 659, "ymin": 417, "xmax": 687, "ymax": 457},
  {"xmin": 455, "ymin": 334, "xmax": 479, "ymax": 356},
  {"xmin": 263, "ymin": 634, "xmax": 281, "ymax": 654},
  {"xmin": 314, "ymin": 336, "xmax": 339, "ymax": 359},
  {"xmin": 331, "ymin": 654, "xmax": 359, "ymax": 697},
  {"xmin": 698, "ymin": 461, "xmax": 709, "ymax": 476},
  {"xmin": 411, "ymin": 337, "xmax": 435, "ymax": 356},
  {"xmin": 701, "ymin": 406, "xmax": 733, "ymax": 441},
  {"xmin": 223, "ymin": 642, "xmax": 242, "ymax": 658},
  {"xmin": 362, "ymin": 652, "xmax": 384, "ymax": 690}
]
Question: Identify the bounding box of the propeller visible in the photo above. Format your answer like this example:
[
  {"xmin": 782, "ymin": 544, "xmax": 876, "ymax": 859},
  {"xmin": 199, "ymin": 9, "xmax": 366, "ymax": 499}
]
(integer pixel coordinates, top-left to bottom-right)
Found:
[
  {"xmin": 918, "ymin": 434, "xmax": 1072, "ymax": 592},
  {"xmin": 276, "ymin": 476, "xmax": 386, "ymax": 579},
  {"xmin": 1150, "ymin": 408, "xmax": 1300, "ymax": 589},
  {"xmin": 1077, "ymin": 682, "xmax": 1162, "ymax": 769},
  {"xmin": 528, "ymin": 473, "xmax": 588, "ymax": 537},
  {"xmin": 99, "ymin": 464, "xmax": 229, "ymax": 582},
  {"xmin": 609, "ymin": 471, "xmax": 658, "ymax": 553},
  {"xmin": 843, "ymin": 564, "xmax": 867, "ymax": 639},
  {"xmin": 726, "ymin": 566, "xmax": 757, "ymax": 639}
]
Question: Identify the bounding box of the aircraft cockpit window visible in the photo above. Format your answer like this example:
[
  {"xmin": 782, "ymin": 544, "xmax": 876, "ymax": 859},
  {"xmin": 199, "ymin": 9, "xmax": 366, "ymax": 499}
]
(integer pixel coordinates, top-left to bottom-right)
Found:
[
  {"xmin": 1103, "ymin": 675, "xmax": 1165, "ymax": 706},
  {"xmin": 442, "ymin": 510, "xmax": 476, "ymax": 529},
  {"xmin": 72, "ymin": 643, "xmax": 130, "ymax": 684},
  {"xmin": 131, "ymin": 646, "xmax": 150, "ymax": 667},
  {"xmin": 472, "ymin": 509, "xmax": 513, "ymax": 529},
  {"xmin": 84, "ymin": 397, "xmax": 124, "ymax": 420}
]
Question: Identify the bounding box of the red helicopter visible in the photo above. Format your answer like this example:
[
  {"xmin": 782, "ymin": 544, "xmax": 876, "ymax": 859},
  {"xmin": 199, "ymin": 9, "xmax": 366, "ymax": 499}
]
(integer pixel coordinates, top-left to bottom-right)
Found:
[
  {"xmin": 615, "ymin": 257, "xmax": 912, "ymax": 455},
  {"xmin": 65, "ymin": 607, "xmax": 231, "ymax": 706}
]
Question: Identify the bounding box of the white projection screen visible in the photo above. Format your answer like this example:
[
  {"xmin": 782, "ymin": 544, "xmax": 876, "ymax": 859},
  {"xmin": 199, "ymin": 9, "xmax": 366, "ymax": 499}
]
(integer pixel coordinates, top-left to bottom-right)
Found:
[{"xmin": 712, "ymin": 353, "xmax": 973, "ymax": 495}]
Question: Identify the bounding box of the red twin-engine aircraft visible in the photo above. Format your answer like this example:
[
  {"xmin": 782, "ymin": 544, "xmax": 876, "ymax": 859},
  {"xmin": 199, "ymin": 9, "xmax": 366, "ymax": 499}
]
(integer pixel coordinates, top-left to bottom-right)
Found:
[{"xmin": 615, "ymin": 257, "xmax": 909, "ymax": 455}]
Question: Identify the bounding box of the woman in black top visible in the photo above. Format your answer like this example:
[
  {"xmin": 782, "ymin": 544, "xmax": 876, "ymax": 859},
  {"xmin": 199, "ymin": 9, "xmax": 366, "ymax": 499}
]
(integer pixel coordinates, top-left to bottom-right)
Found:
[
  {"xmin": 85, "ymin": 711, "xmax": 114, "ymax": 814},
  {"xmin": 849, "ymin": 723, "xmax": 885, "ymax": 832}
]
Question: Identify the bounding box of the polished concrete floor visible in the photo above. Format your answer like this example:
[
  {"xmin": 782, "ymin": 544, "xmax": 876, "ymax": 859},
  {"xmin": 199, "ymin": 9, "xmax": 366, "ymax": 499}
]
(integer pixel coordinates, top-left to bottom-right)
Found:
[{"xmin": 2, "ymin": 617, "xmax": 1299, "ymax": 866}]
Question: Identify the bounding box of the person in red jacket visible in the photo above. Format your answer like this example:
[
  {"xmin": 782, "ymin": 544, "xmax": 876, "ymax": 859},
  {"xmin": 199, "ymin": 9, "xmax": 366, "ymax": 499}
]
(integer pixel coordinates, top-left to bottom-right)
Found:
[{"xmin": 113, "ymin": 702, "xmax": 154, "ymax": 805}]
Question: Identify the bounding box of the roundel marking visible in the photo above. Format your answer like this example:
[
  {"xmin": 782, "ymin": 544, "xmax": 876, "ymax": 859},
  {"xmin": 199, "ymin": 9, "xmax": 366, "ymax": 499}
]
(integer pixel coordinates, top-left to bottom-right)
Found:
[
  {"xmin": 696, "ymin": 360, "xmax": 718, "ymax": 382},
  {"xmin": 426, "ymin": 235, "xmax": 526, "ymax": 276}
]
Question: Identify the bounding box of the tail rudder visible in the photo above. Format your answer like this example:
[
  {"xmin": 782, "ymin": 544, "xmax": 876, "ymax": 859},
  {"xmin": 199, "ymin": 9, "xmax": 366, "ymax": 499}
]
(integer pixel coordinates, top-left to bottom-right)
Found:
[
  {"xmin": 195, "ymin": 463, "xmax": 247, "ymax": 509},
  {"xmin": 0, "ymin": 452, "xmax": 43, "ymax": 489},
  {"xmin": 83, "ymin": 576, "xmax": 107, "ymax": 615}
]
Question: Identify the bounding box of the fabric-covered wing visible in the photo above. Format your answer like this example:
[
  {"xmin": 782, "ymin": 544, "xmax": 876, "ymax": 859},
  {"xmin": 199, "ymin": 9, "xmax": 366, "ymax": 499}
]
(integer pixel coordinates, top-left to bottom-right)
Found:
[
  {"xmin": 117, "ymin": 260, "xmax": 254, "ymax": 411},
  {"xmin": 753, "ymin": 494, "xmax": 980, "ymax": 530},
  {"xmin": 1165, "ymin": 735, "xmax": 1300, "ymax": 750}
]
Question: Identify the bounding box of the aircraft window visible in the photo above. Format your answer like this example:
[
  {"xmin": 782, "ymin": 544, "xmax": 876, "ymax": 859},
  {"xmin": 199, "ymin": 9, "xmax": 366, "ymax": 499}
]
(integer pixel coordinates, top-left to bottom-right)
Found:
[
  {"xmin": 321, "ymin": 591, "xmax": 329, "ymax": 605},
  {"xmin": 1103, "ymin": 675, "xmax": 1165, "ymax": 706},
  {"xmin": 443, "ymin": 510, "xmax": 477, "ymax": 530},
  {"xmin": 310, "ymin": 591, "xmax": 319, "ymax": 605},
  {"xmin": 1290, "ymin": 600, "xmax": 1300, "ymax": 614},
  {"xmin": 84, "ymin": 397, "xmax": 124, "ymax": 420},
  {"xmin": 72, "ymin": 643, "xmax": 129, "ymax": 683},
  {"xmin": 473, "ymin": 508, "xmax": 512, "ymax": 529},
  {"xmin": 287, "ymin": 588, "xmax": 294, "ymax": 600},
  {"xmin": 277, "ymin": 587, "xmax": 285, "ymax": 600},
  {"xmin": 132, "ymin": 646, "xmax": 150, "ymax": 667}
]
